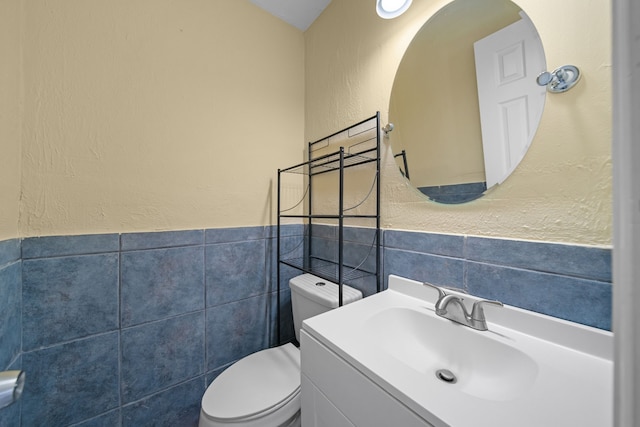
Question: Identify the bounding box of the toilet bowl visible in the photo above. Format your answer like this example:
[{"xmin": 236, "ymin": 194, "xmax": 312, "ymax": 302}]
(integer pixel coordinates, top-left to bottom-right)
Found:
[{"xmin": 199, "ymin": 273, "xmax": 363, "ymax": 427}]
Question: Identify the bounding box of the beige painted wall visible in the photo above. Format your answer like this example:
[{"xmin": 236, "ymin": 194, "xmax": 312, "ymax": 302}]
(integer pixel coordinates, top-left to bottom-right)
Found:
[
  {"xmin": 305, "ymin": 0, "xmax": 612, "ymax": 246},
  {"xmin": 19, "ymin": 0, "xmax": 304, "ymax": 237},
  {"xmin": 0, "ymin": 0, "xmax": 22, "ymax": 241}
]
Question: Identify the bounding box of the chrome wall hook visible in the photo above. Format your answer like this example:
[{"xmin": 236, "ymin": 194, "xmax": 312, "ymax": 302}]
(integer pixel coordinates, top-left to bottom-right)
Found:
[{"xmin": 536, "ymin": 65, "xmax": 581, "ymax": 93}]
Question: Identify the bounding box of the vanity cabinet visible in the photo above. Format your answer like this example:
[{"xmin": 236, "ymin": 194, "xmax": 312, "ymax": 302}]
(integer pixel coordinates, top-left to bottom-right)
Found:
[
  {"xmin": 301, "ymin": 330, "xmax": 434, "ymax": 427},
  {"xmin": 300, "ymin": 275, "xmax": 613, "ymax": 427}
]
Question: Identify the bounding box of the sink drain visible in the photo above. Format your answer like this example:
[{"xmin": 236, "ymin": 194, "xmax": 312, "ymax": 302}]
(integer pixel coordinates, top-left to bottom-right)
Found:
[{"xmin": 435, "ymin": 369, "xmax": 457, "ymax": 384}]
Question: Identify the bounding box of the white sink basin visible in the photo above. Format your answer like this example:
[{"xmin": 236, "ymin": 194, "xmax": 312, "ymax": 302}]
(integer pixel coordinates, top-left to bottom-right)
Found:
[
  {"xmin": 363, "ymin": 306, "xmax": 538, "ymax": 402},
  {"xmin": 302, "ymin": 275, "xmax": 613, "ymax": 427}
]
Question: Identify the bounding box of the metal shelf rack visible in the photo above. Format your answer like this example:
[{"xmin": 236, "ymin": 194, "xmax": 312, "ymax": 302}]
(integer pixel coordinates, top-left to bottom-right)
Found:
[{"xmin": 276, "ymin": 113, "xmax": 382, "ymax": 343}]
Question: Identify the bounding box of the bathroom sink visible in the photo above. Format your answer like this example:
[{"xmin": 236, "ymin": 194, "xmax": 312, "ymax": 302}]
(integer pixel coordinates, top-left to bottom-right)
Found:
[
  {"xmin": 362, "ymin": 306, "xmax": 538, "ymax": 401},
  {"xmin": 302, "ymin": 275, "xmax": 613, "ymax": 427}
]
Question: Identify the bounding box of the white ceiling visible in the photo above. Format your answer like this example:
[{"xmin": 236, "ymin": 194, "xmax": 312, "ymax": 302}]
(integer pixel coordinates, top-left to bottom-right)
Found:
[{"xmin": 249, "ymin": 0, "xmax": 332, "ymax": 31}]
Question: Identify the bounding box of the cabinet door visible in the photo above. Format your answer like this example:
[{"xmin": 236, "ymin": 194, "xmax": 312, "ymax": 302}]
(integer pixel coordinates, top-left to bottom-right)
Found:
[
  {"xmin": 301, "ymin": 374, "xmax": 355, "ymax": 427},
  {"xmin": 301, "ymin": 331, "xmax": 434, "ymax": 427}
]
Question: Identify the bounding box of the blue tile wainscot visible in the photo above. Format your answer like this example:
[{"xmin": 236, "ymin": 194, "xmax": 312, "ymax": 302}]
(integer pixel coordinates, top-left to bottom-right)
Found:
[
  {"xmin": 4, "ymin": 226, "xmax": 301, "ymax": 427},
  {"xmin": 0, "ymin": 226, "xmax": 611, "ymax": 426}
]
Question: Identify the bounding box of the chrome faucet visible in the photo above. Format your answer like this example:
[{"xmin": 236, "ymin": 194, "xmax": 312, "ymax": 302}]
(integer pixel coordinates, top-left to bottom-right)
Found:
[{"xmin": 422, "ymin": 282, "xmax": 503, "ymax": 331}]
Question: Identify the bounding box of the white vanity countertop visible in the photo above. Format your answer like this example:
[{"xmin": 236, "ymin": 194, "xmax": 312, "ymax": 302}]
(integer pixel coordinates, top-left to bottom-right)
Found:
[{"xmin": 302, "ymin": 275, "xmax": 613, "ymax": 427}]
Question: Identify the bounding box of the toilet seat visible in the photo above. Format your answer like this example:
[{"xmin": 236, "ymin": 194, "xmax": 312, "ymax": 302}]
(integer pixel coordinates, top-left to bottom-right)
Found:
[{"xmin": 201, "ymin": 343, "xmax": 301, "ymax": 425}]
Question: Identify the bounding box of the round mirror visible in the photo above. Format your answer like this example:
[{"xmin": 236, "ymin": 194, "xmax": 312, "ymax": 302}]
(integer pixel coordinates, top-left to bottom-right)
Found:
[{"xmin": 389, "ymin": 0, "xmax": 546, "ymax": 204}]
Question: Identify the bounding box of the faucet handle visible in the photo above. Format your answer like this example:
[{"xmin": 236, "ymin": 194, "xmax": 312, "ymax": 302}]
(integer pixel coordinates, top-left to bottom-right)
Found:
[
  {"xmin": 421, "ymin": 282, "xmax": 446, "ymax": 300},
  {"xmin": 470, "ymin": 299, "xmax": 503, "ymax": 321}
]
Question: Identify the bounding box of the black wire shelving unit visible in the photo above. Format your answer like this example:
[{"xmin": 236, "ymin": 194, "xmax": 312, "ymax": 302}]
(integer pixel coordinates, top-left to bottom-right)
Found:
[{"xmin": 276, "ymin": 112, "xmax": 382, "ymax": 344}]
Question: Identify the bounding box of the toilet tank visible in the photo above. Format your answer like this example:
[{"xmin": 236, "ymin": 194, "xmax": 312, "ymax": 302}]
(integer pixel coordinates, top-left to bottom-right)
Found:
[{"xmin": 289, "ymin": 273, "xmax": 363, "ymax": 342}]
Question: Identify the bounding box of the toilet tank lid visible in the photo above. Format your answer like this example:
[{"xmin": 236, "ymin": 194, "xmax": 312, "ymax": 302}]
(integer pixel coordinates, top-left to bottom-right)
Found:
[{"xmin": 289, "ymin": 273, "xmax": 363, "ymax": 308}]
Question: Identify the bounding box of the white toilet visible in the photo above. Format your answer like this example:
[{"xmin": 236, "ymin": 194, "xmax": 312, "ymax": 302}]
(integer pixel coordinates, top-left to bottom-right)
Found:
[{"xmin": 199, "ymin": 273, "xmax": 363, "ymax": 427}]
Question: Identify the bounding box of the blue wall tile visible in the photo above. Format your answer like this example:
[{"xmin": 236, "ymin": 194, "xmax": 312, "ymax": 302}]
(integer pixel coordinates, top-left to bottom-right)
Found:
[
  {"xmin": 122, "ymin": 377, "xmax": 205, "ymax": 427},
  {"xmin": 270, "ymin": 240, "xmax": 305, "ymax": 289},
  {"xmin": 22, "ymin": 254, "xmax": 119, "ymax": 350},
  {"xmin": 0, "ymin": 391, "xmax": 21, "ymax": 426},
  {"xmin": 466, "ymin": 261, "xmax": 612, "ymax": 330},
  {"xmin": 343, "ymin": 241, "xmax": 378, "ymax": 274},
  {"xmin": 266, "ymin": 223, "xmax": 305, "ymax": 239},
  {"xmin": 121, "ymin": 312, "xmax": 205, "ymax": 403},
  {"xmin": 205, "ymin": 240, "xmax": 267, "ymax": 307},
  {"xmin": 121, "ymin": 230, "xmax": 204, "ymax": 251},
  {"xmin": 310, "ymin": 224, "xmax": 336, "ymax": 239},
  {"xmin": 22, "ymin": 234, "xmax": 119, "ymax": 259},
  {"xmin": 465, "ymin": 237, "xmax": 612, "ymax": 282},
  {"xmin": 0, "ymin": 262, "xmax": 21, "ymax": 368},
  {"xmin": 309, "ymin": 236, "xmax": 338, "ymax": 262},
  {"xmin": 0, "ymin": 239, "xmax": 20, "ymax": 267},
  {"xmin": 21, "ymin": 332, "xmax": 120, "ymax": 426},
  {"xmin": 71, "ymin": 409, "xmax": 121, "ymax": 427},
  {"xmin": 343, "ymin": 226, "xmax": 378, "ymax": 245},
  {"xmin": 205, "ymin": 226, "xmax": 265, "ymax": 244},
  {"xmin": 277, "ymin": 234, "xmax": 306, "ymax": 262},
  {"xmin": 384, "ymin": 230, "xmax": 464, "ymax": 258},
  {"xmin": 206, "ymin": 294, "xmax": 269, "ymax": 371},
  {"xmin": 121, "ymin": 246, "xmax": 205, "ymax": 327},
  {"xmin": 345, "ymin": 274, "xmax": 379, "ymax": 297},
  {"xmin": 384, "ymin": 247, "xmax": 465, "ymax": 289}
]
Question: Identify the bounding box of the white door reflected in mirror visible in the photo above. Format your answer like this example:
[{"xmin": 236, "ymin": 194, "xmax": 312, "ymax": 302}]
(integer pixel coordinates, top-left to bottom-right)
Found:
[{"xmin": 474, "ymin": 12, "xmax": 546, "ymax": 188}]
